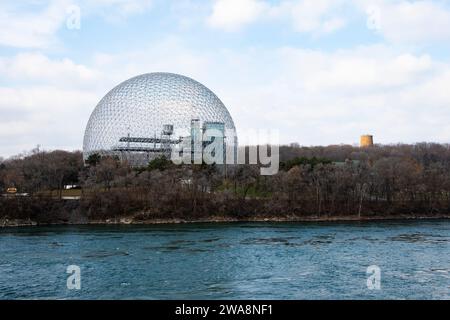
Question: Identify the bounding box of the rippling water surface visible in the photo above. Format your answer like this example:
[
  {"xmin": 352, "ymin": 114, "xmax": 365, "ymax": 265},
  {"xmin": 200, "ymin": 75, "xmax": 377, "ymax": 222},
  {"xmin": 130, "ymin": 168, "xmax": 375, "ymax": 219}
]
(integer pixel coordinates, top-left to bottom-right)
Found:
[{"xmin": 0, "ymin": 220, "xmax": 449, "ymax": 299}]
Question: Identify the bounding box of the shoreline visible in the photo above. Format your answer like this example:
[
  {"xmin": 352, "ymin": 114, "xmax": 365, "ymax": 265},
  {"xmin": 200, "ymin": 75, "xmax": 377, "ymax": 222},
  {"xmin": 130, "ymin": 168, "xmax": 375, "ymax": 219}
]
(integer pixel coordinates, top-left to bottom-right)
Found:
[{"xmin": 1, "ymin": 214, "xmax": 449, "ymax": 228}]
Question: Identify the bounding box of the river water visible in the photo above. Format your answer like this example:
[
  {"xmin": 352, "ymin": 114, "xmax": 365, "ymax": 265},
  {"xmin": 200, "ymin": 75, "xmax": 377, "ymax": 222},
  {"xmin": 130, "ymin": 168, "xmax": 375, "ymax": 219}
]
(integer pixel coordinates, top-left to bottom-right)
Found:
[{"xmin": 0, "ymin": 220, "xmax": 449, "ymax": 299}]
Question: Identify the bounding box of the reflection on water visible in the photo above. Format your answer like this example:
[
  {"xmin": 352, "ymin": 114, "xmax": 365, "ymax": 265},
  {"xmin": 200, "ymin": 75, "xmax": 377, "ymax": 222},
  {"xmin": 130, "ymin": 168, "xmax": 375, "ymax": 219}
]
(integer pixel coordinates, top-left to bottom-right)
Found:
[
  {"xmin": 83, "ymin": 250, "xmax": 130, "ymax": 259},
  {"xmin": 388, "ymin": 233, "xmax": 449, "ymax": 244},
  {"xmin": 0, "ymin": 220, "xmax": 449, "ymax": 299}
]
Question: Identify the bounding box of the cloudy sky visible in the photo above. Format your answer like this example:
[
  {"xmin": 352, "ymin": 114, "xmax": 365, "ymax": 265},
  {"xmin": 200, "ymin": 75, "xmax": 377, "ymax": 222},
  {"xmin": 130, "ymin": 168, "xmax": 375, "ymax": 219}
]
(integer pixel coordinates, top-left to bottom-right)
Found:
[{"xmin": 1, "ymin": 0, "xmax": 450, "ymax": 157}]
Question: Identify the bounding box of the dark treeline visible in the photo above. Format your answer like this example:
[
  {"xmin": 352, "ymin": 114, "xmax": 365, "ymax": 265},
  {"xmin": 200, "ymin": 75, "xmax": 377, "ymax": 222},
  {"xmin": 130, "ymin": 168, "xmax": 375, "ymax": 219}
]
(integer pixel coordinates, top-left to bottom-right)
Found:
[{"xmin": 2, "ymin": 143, "xmax": 450, "ymax": 224}]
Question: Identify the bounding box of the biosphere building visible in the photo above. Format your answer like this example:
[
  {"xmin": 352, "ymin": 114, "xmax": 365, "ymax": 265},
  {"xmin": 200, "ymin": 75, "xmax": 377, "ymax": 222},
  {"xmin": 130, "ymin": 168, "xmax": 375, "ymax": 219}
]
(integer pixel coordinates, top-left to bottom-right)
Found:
[{"xmin": 83, "ymin": 72, "xmax": 237, "ymax": 166}]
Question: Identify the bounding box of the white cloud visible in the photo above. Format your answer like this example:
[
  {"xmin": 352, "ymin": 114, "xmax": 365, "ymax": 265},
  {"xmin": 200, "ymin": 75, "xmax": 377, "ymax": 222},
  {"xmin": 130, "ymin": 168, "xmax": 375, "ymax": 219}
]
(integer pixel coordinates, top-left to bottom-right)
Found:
[
  {"xmin": 83, "ymin": 0, "xmax": 153, "ymax": 21},
  {"xmin": 282, "ymin": 48, "xmax": 434, "ymax": 93},
  {"xmin": 0, "ymin": 0, "xmax": 154, "ymax": 48},
  {"xmin": 380, "ymin": 1, "xmax": 450, "ymax": 44},
  {"xmin": 207, "ymin": 0, "xmax": 348, "ymax": 34},
  {"xmin": 207, "ymin": 0, "xmax": 268, "ymax": 31},
  {"xmin": 206, "ymin": 0, "xmax": 450, "ymax": 43},
  {"xmin": 0, "ymin": 86, "xmax": 98, "ymax": 155},
  {"xmin": 357, "ymin": 0, "xmax": 450, "ymax": 45},
  {"xmin": 0, "ymin": 52, "xmax": 106, "ymax": 156},
  {"xmin": 0, "ymin": 0, "xmax": 70, "ymax": 48},
  {"xmin": 91, "ymin": 0, "xmax": 152, "ymax": 15},
  {"xmin": 289, "ymin": 0, "xmax": 347, "ymax": 34},
  {"xmin": 0, "ymin": 53, "xmax": 100, "ymax": 88}
]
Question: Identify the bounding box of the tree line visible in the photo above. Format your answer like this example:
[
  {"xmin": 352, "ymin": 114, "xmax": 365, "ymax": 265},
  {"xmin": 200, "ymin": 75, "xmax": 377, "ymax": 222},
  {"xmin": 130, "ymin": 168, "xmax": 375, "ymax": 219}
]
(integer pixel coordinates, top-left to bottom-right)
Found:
[{"xmin": 2, "ymin": 142, "xmax": 450, "ymax": 223}]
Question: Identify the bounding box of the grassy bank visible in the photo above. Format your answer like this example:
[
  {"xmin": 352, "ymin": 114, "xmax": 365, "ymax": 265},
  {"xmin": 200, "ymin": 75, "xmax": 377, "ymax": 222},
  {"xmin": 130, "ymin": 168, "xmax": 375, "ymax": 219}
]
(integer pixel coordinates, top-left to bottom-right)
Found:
[
  {"xmin": 1, "ymin": 196, "xmax": 449, "ymax": 228},
  {"xmin": 2, "ymin": 215, "xmax": 449, "ymax": 228}
]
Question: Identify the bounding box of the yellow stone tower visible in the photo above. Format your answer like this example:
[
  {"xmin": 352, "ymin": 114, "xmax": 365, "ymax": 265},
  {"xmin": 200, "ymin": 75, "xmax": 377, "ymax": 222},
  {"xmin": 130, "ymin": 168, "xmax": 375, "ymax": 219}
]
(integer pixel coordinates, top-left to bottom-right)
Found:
[{"xmin": 360, "ymin": 135, "xmax": 374, "ymax": 147}]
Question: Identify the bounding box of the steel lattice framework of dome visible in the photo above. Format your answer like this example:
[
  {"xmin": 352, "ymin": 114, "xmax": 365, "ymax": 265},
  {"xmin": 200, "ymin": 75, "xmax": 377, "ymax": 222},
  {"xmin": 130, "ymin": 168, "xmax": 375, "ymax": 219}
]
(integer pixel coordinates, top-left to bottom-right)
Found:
[{"xmin": 83, "ymin": 72, "xmax": 237, "ymax": 165}]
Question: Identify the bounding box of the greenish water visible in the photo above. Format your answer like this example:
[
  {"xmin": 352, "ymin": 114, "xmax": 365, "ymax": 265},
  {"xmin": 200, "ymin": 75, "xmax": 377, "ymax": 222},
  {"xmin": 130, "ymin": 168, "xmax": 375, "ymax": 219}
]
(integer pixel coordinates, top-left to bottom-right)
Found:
[{"xmin": 0, "ymin": 220, "xmax": 449, "ymax": 299}]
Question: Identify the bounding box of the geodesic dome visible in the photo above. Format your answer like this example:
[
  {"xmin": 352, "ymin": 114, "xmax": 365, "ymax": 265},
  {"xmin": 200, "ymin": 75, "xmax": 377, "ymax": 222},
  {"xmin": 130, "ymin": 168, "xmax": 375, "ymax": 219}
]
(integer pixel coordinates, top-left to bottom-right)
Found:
[{"xmin": 83, "ymin": 72, "xmax": 237, "ymax": 162}]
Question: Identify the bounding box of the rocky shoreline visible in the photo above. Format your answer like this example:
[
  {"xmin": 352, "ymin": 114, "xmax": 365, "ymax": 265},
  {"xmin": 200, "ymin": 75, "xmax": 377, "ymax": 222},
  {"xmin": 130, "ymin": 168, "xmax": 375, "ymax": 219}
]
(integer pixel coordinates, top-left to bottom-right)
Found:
[{"xmin": 1, "ymin": 214, "xmax": 449, "ymax": 228}]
